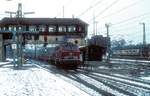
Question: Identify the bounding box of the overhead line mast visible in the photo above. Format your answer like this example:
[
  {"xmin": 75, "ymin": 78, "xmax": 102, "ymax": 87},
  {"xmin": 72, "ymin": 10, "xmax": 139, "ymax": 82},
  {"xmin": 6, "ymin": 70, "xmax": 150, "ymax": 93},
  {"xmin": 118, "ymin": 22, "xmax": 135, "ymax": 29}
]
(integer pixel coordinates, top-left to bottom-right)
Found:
[
  {"xmin": 5, "ymin": 3, "xmax": 35, "ymax": 68},
  {"xmin": 5, "ymin": 3, "xmax": 34, "ymax": 18},
  {"xmin": 140, "ymin": 22, "xmax": 146, "ymax": 45}
]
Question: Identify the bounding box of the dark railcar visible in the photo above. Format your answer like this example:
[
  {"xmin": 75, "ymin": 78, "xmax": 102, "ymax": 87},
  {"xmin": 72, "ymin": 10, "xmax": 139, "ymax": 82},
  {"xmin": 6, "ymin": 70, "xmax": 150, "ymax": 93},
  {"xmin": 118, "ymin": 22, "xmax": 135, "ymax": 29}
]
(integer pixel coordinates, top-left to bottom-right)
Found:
[
  {"xmin": 79, "ymin": 35, "xmax": 108, "ymax": 61},
  {"xmin": 80, "ymin": 45, "xmax": 106, "ymax": 61}
]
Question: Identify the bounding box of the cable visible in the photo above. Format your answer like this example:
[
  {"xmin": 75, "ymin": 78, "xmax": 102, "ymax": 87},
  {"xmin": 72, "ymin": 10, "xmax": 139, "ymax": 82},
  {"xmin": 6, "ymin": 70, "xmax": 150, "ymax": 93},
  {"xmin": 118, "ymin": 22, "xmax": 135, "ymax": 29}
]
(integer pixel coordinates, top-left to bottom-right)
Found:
[
  {"xmin": 78, "ymin": 0, "xmax": 105, "ymax": 17},
  {"xmin": 97, "ymin": 0, "xmax": 143, "ymax": 21},
  {"xmin": 88, "ymin": 0, "xmax": 120, "ymax": 23},
  {"xmin": 94, "ymin": 12, "xmax": 150, "ymax": 32},
  {"xmin": 112, "ymin": 26, "xmax": 139, "ymax": 32},
  {"xmin": 112, "ymin": 11, "xmax": 150, "ymax": 26}
]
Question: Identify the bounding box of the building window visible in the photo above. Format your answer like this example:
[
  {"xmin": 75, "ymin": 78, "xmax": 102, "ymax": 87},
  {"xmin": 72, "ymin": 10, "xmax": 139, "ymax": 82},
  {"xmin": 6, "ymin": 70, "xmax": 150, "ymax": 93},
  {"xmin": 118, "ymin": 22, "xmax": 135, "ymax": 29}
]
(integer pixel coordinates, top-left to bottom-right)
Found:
[
  {"xmin": 39, "ymin": 25, "xmax": 46, "ymax": 32},
  {"xmin": 13, "ymin": 27, "xmax": 16, "ymax": 31},
  {"xmin": 48, "ymin": 26, "xmax": 56, "ymax": 32},
  {"xmin": 29, "ymin": 26, "xmax": 37, "ymax": 32},
  {"xmin": 9, "ymin": 26, "xmax": 13, "ymax": 31},
  {"xmin": 78, "ymin": 26, "xmax": 82, "ymax": 32},
  {"xmin": 68, "ymin": 26, "xmax": 76, "ymax": 32},
  {"xmin": 18, "ymin": 26, "xmax": 22, "ymax": 31},
  {"xmin": 58, "ymin": 26, "xmax": 66, "ymax": 32},
  {"xmin": 3, "ymin": 27, "xmax": 6, "ymax": 31},
  {"xmin": 22, "ymin": 26, "xmax": 26, "ymax": 31}
]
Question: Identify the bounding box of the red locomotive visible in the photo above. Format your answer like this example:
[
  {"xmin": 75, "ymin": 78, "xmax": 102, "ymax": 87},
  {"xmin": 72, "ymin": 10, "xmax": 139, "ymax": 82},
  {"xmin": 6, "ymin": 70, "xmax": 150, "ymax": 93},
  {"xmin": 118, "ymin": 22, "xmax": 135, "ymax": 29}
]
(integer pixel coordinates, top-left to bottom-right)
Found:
[
  {"xmin": 50, "ymin": 42, "xmax": 81, "ymax": 69},
  {"xmin": 23, "ymin": 42, "xmax": 81, "ymax": 69}
]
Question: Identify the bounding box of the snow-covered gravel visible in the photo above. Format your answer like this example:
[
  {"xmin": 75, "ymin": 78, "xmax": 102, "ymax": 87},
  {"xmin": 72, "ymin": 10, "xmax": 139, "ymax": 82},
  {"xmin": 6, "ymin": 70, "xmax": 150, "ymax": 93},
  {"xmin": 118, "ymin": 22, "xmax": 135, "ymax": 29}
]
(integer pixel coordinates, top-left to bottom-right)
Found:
[
  {"xmin": 56, "ymin": 73, "xmax": 102, "ymax": 96},
  {"xmin": 0, "ymin": 64, "xmax": 90, "ymax": 96},
  {"xmin": 76, "ymin": 74, "xmax": 127, "ymax": 96}
]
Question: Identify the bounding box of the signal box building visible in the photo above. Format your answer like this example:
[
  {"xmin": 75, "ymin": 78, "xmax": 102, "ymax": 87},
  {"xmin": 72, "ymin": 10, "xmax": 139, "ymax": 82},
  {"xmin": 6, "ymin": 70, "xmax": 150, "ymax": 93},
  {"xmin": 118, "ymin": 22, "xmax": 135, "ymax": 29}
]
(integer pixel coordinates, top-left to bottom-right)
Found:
[{"xmin": 0, "ymin": 17, "xmax": 88, "ymax": 45}]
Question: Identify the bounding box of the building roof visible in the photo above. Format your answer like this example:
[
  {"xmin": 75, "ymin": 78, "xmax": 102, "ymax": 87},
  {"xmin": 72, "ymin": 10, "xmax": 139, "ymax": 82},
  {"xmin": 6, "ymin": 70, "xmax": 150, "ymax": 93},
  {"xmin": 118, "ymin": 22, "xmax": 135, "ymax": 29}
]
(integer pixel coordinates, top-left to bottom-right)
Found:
[{"xmin": 0, "ymin": 17, "xmax": 88, "ymax": 26}]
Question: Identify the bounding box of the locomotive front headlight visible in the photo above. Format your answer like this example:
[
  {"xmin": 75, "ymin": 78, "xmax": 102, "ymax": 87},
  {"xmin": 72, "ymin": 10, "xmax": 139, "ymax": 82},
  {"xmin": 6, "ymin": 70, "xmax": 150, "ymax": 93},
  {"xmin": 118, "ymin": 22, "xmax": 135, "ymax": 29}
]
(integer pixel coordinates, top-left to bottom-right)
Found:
[
  {"xmin": 73, "ymin": 56, "xmax": 78, "ymax": 59},
  {"xmin": 69, "ymin": 52, "xmax": 73, "ymax": 56}
]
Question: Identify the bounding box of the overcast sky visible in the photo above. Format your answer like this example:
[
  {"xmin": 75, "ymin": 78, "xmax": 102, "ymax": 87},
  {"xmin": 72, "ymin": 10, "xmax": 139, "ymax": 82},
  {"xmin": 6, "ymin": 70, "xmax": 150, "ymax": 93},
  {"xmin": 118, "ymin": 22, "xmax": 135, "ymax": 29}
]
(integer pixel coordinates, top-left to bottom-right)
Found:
[{"xmin": 0, "ymin": 0, "xmax": 150, "ymax": 44}]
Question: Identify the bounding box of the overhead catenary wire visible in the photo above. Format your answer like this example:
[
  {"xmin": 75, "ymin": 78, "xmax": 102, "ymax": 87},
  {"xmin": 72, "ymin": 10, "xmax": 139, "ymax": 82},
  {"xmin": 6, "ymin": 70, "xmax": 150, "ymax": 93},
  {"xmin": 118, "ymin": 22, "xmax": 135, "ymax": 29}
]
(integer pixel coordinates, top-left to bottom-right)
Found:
[
  {"xmin": 87, "ymin": 0, "xmax": 149, "ymax": 37},
  {"xmin": 110, "ymin": 27, "xmax": 150, "ymax": 43},
  {"xmin": 77, "ymin": 0, "xmax": 105, "ymax": 17},
  {"xmin": 88, "ymin": 0, "xmax": 120, "ymax": 23},
  {"xmin": 90, "ymin": 21, "xmax": 150, "ymax": 41},
  {"xmin": 94, "ymin": 12, "xmax": 150, "ymax": 33},
  {"xmin": 112, "ymin": 11, "xmax": 150, "ymax": 26},
  {"xmin": 97, "ymin": 0, "xmax": 143, "ymax": 21}
]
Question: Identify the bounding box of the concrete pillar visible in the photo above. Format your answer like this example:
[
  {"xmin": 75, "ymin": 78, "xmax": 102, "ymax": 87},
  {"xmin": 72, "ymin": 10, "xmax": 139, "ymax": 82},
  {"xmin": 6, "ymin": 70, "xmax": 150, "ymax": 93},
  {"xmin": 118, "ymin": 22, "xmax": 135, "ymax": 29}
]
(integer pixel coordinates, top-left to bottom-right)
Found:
[{"xmin": 0, "ymin": 34, "xmax": 5, "ymax": 61}]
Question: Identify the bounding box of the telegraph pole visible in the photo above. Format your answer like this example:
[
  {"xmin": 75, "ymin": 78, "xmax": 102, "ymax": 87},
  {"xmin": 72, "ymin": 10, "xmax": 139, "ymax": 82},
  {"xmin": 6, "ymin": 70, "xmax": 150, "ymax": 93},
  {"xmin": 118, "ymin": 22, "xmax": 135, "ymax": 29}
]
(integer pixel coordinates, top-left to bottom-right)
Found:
[{"xmin": 105, "ymin": 23, "xmax": 111, "ymax": 62}]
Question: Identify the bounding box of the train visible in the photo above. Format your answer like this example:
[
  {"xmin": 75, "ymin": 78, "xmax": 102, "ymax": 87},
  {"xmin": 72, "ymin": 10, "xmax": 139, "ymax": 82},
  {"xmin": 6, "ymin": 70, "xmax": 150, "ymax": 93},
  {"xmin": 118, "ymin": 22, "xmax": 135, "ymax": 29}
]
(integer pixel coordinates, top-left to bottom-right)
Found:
[
  {"xmin": 112, "ymin": 44, "xmax": 150, "ymax": 60},
  {"xmin": 79, "ymin": 35, "xmax": 109, "ymax": 61},
  {"xmin": 50, "ymin": 42, "xmax": 81, "ymax": 68},
  {"xmin": 23, "ymin": 42, "xmax": 81, "ymax": 69}
]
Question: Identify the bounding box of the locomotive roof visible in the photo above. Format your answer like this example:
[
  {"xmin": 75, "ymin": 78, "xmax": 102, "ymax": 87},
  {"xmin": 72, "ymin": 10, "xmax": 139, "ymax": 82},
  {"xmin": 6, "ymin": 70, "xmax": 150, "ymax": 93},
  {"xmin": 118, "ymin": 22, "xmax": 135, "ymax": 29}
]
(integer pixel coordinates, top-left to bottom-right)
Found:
[{"xmin": 0, "ymin": 17, "xmax": 88, "ymax": 26}]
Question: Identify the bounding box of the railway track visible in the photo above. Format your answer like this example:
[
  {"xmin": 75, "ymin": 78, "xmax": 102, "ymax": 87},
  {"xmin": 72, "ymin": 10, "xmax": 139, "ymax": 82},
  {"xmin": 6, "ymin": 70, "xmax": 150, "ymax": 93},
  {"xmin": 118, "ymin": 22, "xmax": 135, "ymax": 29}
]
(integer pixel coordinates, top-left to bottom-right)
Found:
[
  {"xmin": 109, "ymin": 59, "xmax": 150, "ymax": 68},
  {"xmin": 84, "ymin": 69, "xmax": 150, "ymax": 85},
  {"xmin": 30, "ymin": 60, "xmax": 150, "ymax": 96},
  {"xmin": 78, "ymin": 71, "xmax": 150, "ymax": 96}
]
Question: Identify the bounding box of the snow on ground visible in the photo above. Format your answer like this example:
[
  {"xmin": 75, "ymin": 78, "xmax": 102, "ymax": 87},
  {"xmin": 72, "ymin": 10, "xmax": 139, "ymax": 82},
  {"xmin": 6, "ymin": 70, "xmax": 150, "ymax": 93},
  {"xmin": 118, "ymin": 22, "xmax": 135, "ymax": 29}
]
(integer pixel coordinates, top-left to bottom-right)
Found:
[
  {"xmin": 0, "ymin": 61, "xmax": 11, "ymax": 65},
  {"xmin": 0, "ymin": 63, "xmax": 90, "ymax": 96},
  {"xmin": 141, "ymin": 77, "xmax": 150, "ymax": 80},
  {"xmin": 111, "ymin": 58, "xmax": 150, "ymax": 63},
  {"xmin": 76, "ymin": 74, "xmax": 126, "ymax": 96},
  {"xmin": 93, "ymin": 73, "xmax": 150, "ymax": 89}
]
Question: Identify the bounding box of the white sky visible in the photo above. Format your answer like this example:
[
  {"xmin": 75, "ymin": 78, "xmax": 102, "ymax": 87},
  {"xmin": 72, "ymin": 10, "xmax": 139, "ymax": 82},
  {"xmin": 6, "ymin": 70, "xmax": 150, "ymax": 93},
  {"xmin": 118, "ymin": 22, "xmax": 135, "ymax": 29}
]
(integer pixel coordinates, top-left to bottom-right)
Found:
[{"xmin": 0, "ymin": 0, "xmax": 150, "ymax": 44}]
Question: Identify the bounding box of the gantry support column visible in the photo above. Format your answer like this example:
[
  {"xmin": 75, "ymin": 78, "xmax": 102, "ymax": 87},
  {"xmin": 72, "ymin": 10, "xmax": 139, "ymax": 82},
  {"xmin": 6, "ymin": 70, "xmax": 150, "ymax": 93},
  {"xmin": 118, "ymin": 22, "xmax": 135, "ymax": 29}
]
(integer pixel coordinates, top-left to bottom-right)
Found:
[{"xmin": 0, "ymin": 34, "xmax": 5, "ymax": 62}]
